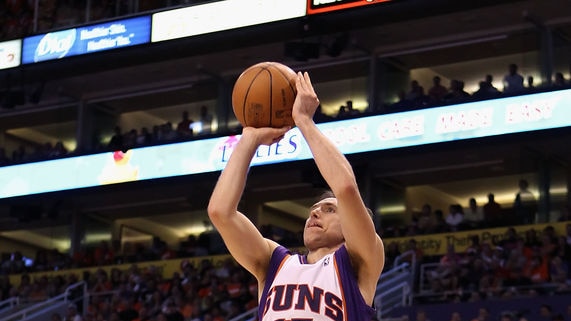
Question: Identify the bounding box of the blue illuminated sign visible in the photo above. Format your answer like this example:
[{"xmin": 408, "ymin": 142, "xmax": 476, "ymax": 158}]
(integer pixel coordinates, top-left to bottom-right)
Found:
[
  {"xmin": 1, "ymin": 89, "xmax": 571, "ymax": 199},
  {"xmin": 22, "ymin": 16, "xmax": 151, "ymax": 64}
]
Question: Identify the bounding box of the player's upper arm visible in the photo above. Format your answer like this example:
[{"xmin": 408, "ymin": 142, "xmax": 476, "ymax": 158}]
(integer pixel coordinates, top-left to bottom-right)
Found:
[
  {"xmin": 208, "ymin": 208, "xmax": 278, "ymax": 281},
  {"xmin": 337, "ymin": 186, "xmax": 385, "ymax": 278}
]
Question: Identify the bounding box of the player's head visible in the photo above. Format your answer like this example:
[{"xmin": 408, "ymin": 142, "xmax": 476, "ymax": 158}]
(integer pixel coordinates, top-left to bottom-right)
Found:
[
  {"xmin": 303, "ymin": 190, "xmax": 373, "ymax": 250},
  {"xmin": 304, "ymin": 191, "xmax": 344, "ymax": 251}
]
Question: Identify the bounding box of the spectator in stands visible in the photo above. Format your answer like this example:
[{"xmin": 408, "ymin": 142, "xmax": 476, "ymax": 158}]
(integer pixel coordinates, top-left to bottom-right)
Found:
[
  {"xmin": 526, "ymin": 75, "xmax": 537, "ymax": 92},
  {"xmin": 345, "ymin": 100, "xmax": 360, "ymax": 117},
  {"xmin": 136, "ymin": 127, "xmax": 153, "ymax": 146},
  {"xmin": 554, "ymin": 72, "xmax": 567, "ymax": 87},
  {"xmin": 483, "ymin": 193, "xmax": 502, "ymax": 227},
  {"xmin": 51, "ymin": 141, "xmax": 69, "ymax": 158},
  {"xmin": 459, "ymin": 249, "xmax": 486, "ymax": 293},
  {"xmin": 445, "ymin": 204, "xmax": 465, "ymax": 231},
  {"xmin": 503, "ymin": 63, "xmax": 525, "ymax": 94},
  {"xmin": 523, "ymin": 250, "xmax": 549, "ymax": 286},
  {"xmin": 444, "ymin": 79, "xmax": 470, "ymax": 103},
  {"xmin": 432, "ymin": 209, "xmax": 449, "ymax": 233},
  {"xmin": 514, "ymin": 179, "xmax": 537, "ymax": 225},
  {"xmin": 384, "ymin": 241, "xmax": 402, "ymax": 270},
  {"xmin": 499, "ymin": 228, "xmax": 520, "ymax": 253},
  {"xmin": 417, "ymin": 204, "xmax": 435, "ymax": 234},
  {"xmin": 406, "ymin": 80, "xmax": 428, "ymax": 108},
  {"xmin": 548, "ymin": 256, "xmax": 569, "ymax": 291},
  {"xmin": 428, "ymin": 244, "xmax": 462, "ymax": 294},
  {"xmin": 464, "ymin": 198, "xmax": 484, "ymax": 229},
  {"xmin": 198, "ymin": 105, "xmax": 214, "ymax": 135},
  {"xmin": 400, "ymin": 239, "xmax": 424, "ymax": 269},
  {"xmin": 123, "ymin": 129, "xmax": 138, "ymax": 150},
  {"xmin": 472, "ymin": 81, "xmax": 495, "ymax": 100},
  {"xmin": 485, "ymin": 75, "xmax": 501, "ymax": 95},
  {"xmin": 336, "ymin": 105, "xmax": 348, "ymax": 119},
  {"xmin": 176, "ymin": 111, "xmax": 194, "ymax": 139},
  {"xmin": 93, "ymin": 241, "xmax": 114, "ymax": 266},
  {"xmin": 524, "ymin": 229, "xmax": 542, "ymax": 248},
  {"xmin": 108, "ymin": 126, "xmax": 124, "ymax": 151},
  {"xmin": 162, "ymin": 122, "xmax": 178, "ymax": 142},
  {"xmin": 428, "ymin": 76, "xmax": 448, "ymax": 103}
]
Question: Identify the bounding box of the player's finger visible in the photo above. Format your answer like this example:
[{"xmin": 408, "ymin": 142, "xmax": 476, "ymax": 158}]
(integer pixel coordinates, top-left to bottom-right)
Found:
[{"xmin": 303, "ymin": 72, "xmax": 316, "ymax": 95}]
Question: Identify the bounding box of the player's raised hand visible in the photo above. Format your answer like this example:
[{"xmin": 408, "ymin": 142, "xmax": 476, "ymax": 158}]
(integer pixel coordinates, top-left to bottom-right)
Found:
[
  {"xmin": 292, "ymin": 72, "xmax": 320, "ymax": 124},
  {"xmin": 242, "ymin": 126, "xmax": 290, "ymax": 146}
]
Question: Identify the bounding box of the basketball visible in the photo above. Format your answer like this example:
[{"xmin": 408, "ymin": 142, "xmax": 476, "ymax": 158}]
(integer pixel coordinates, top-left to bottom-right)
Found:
[{"xmin": 231, "ymin": 62, "xmax": 297, "ymax": 128}]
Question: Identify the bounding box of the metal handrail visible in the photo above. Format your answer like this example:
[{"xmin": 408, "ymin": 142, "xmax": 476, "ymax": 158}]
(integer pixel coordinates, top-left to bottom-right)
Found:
[
  {"xmin": 375, "ymin": 281, "xmax": 411, "ymax": 320},
  {"xmin": 0, "ymin": 281, "xmax": 86, "ymax": 321},
  {"xmin": 0, "ymin": 298, "xmax": 19, "ymax": 312}
]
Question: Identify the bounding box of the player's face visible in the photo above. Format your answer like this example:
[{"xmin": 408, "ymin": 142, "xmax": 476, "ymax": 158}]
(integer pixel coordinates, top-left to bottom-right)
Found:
[{"xmin": 303, "ymin": 197, "xmax": 344, "ymax": 249}]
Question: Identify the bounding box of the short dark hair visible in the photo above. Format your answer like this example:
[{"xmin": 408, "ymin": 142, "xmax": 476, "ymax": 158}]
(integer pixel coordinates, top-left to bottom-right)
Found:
[{"xmin": 316, "ymin": 189, "xmax": 373, "ymax": 220}]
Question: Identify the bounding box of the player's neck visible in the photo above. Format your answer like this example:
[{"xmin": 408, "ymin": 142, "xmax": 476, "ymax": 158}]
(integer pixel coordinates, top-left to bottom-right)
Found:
[{"xmin": 306, "ymin": 244, "xmax": 342, "ymax": 264}]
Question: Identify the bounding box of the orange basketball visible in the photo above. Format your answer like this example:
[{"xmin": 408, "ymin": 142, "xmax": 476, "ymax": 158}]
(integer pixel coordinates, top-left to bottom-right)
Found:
[{"xmin": 231, "ymin": 62, "xmax": 297, "ymax": 128}]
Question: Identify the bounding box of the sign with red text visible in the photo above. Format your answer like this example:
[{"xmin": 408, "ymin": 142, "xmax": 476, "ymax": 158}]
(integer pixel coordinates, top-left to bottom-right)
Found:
[{"xmin": 306, "ymin": 0, "xmax": 393, "ymax": 15}]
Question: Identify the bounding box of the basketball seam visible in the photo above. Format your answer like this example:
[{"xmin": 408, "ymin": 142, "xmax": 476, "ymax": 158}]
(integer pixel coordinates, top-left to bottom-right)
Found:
[
  {"xmin": 273, "ymin": 65, "xmax": 297, "ymax": 96},
  {"xmin": 272, "ymin": 64, "xmax": 296, "ymax": 127},
  {"xmin": 243, "ymin": 68, "xmax": 267, "ymax": 127},
  {"xmin": 268, "ymin": 68, "xmax": 273, "ymax": 127}
]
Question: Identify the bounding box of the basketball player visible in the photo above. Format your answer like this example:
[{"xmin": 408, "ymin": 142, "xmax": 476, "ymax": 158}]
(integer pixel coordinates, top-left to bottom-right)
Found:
[{"xmin": 208, "ymin": 72, "xmax": 385, "ymax": 321}]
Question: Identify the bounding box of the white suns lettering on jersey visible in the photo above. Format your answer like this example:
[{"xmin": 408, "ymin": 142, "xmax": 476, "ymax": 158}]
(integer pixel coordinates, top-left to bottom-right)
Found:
[{"xmin": 262, "ymin": 284, "xmax": 344, "ymax": 321}]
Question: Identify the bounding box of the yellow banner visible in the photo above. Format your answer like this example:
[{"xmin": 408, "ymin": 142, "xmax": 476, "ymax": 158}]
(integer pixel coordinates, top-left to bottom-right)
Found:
[
  {"xmin": 9, "ymin": 253, "xmax": 233, "ymax": 287},
  {"xmin": 384, "ymin": 222, "xmax": 568, "ymax": 256}
]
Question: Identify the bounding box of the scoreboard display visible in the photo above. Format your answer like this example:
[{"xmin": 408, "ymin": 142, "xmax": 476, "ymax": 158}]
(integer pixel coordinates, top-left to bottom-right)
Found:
[{"xmin": 307, "ymin": 0, "xmax": 393, "ymax": 15}]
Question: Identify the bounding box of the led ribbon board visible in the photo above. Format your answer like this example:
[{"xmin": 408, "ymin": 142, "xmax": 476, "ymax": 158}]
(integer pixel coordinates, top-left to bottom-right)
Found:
[
  {"xmin": 22, "ymin": 16, "xmax": 151, "ymax": 64},
  {"xmin": 0, "ymin": 89, "xmax": 569, "ymax": 199}
]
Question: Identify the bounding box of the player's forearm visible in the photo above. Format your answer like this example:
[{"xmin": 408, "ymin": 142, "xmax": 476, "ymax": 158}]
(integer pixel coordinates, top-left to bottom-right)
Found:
[
  {"xmin": 296, "ymin": 117, "xmax": 357, "ymax": 195},
  {"xmin": 208, "ymin": 136, "xmax": 258, "ymax": 220}
]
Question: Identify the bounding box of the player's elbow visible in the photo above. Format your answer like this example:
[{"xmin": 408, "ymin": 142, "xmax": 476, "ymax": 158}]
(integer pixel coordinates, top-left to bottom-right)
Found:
[
  {"xmin": 333, "ymin": 178, "xmax": 360, "ymax": 199},
  {"xmin": 207, "ymin": 201, "xmax": 227, "ymax": 224}
]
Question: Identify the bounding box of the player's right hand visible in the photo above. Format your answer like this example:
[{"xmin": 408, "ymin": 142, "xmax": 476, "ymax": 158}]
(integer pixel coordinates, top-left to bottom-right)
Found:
[{"xmin": 242, "ymin": 126, "xmax": 291, "ymax": 146}]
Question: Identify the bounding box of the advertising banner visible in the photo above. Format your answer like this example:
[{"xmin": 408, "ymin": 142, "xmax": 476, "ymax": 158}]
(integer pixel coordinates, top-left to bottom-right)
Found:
[
  {"xmin": 386, "ymin": 222, "xmax": 568, "ymax": 256},
  {"xmin": 1, "ymin": 89, "xmax": 571, "ymax": 199},
  {"xmin": 152, "ymin": 0, "xmax": 306, "ymax": 42},
  {"xmin": 22, "ymin": 16, "xmax": 151, "ymax": 64},
  {"xmin": 0, "ymin": 39, "xmax": 22, "ymax": 70}
]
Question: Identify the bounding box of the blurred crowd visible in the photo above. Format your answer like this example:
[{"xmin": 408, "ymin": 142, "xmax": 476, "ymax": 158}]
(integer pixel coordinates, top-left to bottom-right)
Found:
[{"xmin": 0, "ymin": 217, "xmax": 568, "ymax": 320}]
